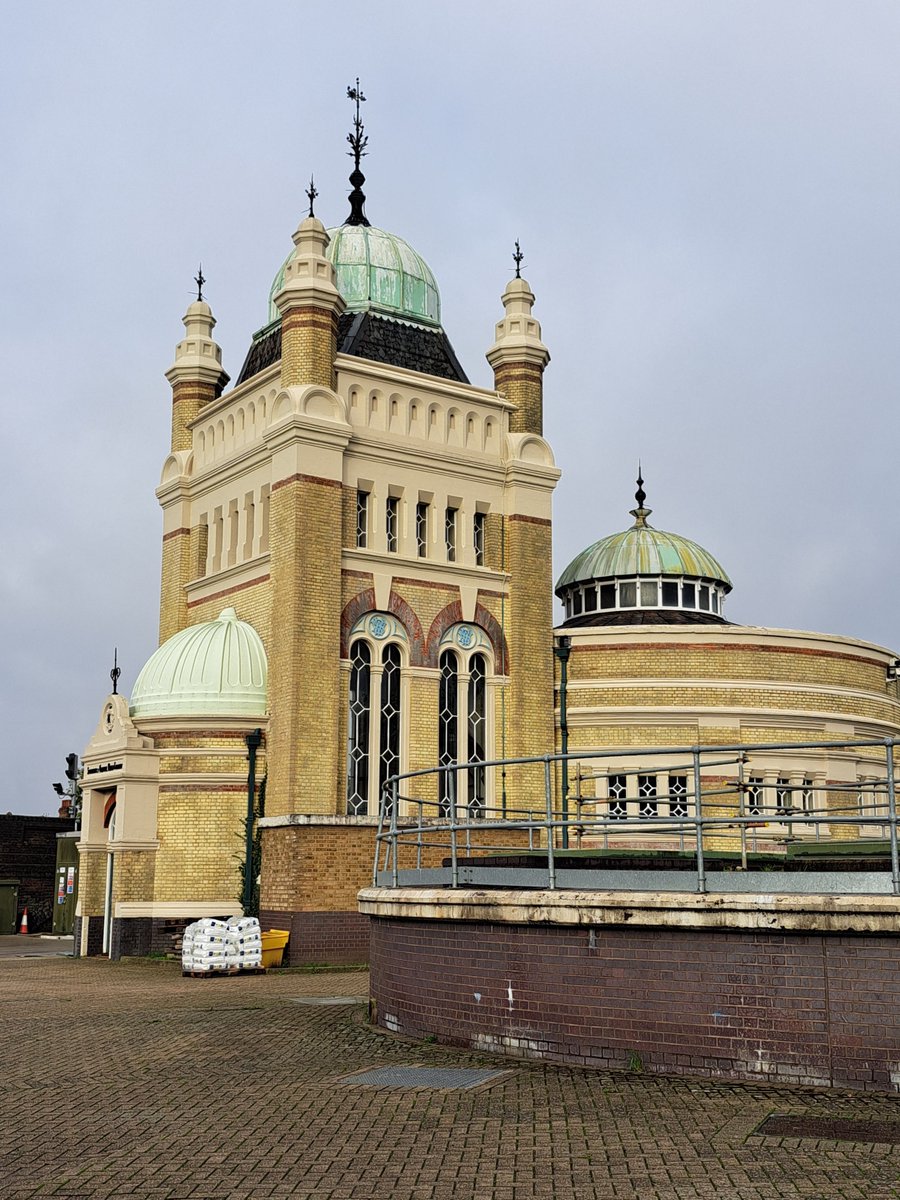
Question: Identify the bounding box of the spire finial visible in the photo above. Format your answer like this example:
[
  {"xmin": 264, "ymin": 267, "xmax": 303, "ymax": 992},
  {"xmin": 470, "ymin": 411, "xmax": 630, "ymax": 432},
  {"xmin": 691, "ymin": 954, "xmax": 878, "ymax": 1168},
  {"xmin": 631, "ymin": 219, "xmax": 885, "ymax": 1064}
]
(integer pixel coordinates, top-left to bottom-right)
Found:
[
  {"xmin": 629, "ymin": 463, "xmax": 652, "ymax": 526},
  {"xmin": 194, "ymin": 264, "xmax": 205, "ymax": 303},
  {"xmin": 305, "ymin": 174, "xmax": 318, "ymax": 218},
  {"xmin": 110, "ymin": 647, "xmax": 121, "ymax": 695},
  {"xmin": 513, "ymin": 239, "xmax": 524, "ymax": 279},
  {"xmin": 345, "ymin": 79, "xmax": 370, "ymax": 227}
]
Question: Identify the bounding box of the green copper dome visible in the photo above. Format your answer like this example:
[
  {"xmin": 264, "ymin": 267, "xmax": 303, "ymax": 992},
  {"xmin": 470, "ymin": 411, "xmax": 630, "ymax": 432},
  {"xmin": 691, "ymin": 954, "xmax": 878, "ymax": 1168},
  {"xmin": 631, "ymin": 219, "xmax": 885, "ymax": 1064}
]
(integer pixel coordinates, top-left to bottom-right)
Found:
[
  {"xmin": 130, "ymin": 608, "xmax": 267, "ymax": 720},
  {"xmin": 268, "ymin": 224, "xmax": 441, "ymax": 327},
  {"xmin": 557, "ymin": 519, "xmax": 731, "ymax": 593}
]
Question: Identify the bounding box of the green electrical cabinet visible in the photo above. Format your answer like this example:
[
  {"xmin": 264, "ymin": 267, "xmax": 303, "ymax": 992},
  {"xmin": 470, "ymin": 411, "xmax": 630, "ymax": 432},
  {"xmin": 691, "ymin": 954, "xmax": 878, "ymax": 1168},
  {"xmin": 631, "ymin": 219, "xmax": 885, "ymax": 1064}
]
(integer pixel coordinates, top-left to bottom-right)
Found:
[
  {"xmin": 52, "ymin": 833, "xmax": 80, "ymax": 936},
  {"xmin": 0, "ymin": 880, "xmax": 19, "ymax": 935}
]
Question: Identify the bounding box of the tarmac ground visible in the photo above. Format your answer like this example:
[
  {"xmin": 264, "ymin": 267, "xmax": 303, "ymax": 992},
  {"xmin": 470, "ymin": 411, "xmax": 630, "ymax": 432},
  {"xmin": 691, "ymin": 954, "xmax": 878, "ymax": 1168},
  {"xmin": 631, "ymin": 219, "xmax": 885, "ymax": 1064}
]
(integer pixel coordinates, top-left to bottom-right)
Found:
[
  {"xmin": 2, "ymin": 955, "xmax": 899, "ymax": 1199},
  {"xmin": 0, "ymin": 933, "xmax": 74, "ymax": 959}
]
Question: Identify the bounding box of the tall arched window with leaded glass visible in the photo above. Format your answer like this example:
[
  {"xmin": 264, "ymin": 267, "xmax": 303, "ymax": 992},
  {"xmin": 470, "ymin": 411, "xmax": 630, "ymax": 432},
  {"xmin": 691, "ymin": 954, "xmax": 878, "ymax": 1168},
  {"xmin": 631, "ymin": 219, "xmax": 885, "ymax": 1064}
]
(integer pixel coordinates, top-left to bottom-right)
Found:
[
  {"xmin": 438, "ymin": 650, "xmax": 459, "ymax": 817},
  {"xmin": 345, "ymin": 614, "xmax": 408, "ymax": 816},
  {"xmin": 346, "ymin": 641, "xmax": 371, "ymax": 815},
  {"xmin": 437, "ymin": 625, "xmax": 495, "ymax": 819},
  {"xmin": 378, "ymin": 643, "xmax": 402, "ymax": 812},
  {"xmin": 467, "ymin": 653, "xmax": 487, "ymax": 818}
]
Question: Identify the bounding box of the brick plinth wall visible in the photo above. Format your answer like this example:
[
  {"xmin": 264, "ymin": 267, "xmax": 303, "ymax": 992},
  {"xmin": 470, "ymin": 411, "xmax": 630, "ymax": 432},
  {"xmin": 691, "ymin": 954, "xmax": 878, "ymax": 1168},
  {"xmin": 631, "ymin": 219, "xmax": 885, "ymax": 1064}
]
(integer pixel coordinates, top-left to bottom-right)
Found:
[
  {"xmin": 259, "ymin": 909, "xmax": 369, "ymax": 966},
  {"xmin": 367, "ymin": 908, "xmax": 900, "ymax": 1093},
  {"xmin": 260, "ymin": 820, "xmax": 532, "ymax": 966}
]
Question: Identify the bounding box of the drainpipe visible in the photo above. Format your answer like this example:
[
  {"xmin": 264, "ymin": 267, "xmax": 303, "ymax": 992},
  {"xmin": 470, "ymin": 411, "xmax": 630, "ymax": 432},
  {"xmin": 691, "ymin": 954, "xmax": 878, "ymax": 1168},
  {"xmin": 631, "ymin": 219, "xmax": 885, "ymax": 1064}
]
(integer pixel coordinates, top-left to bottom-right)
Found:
[
  {"xmin": 554, "ymin": 635, "xmax": 571, "ymax": 850},
  {"xmin": 244, "ymin": 728, "xmax": 263, "ymax": 916}
]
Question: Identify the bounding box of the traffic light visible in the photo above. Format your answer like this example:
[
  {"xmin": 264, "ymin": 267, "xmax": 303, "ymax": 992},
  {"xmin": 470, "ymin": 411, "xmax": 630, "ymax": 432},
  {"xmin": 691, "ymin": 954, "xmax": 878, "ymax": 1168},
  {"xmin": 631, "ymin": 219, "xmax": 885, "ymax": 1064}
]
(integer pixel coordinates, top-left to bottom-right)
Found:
[{"xmin": 65, "ymin": 753, "xmax": 79, "ymax": 782}]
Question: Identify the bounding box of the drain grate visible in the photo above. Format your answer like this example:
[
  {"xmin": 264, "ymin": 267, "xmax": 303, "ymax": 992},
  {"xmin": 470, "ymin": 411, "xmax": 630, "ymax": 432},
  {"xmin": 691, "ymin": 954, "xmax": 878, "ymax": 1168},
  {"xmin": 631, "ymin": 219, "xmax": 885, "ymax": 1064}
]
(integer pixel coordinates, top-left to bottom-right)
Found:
[
  {"xmin": 339, "ymin": 1065, "xmax": 511, "ymax": 1090},
  {"xmin": 757, "ymin": 1114, "xmax": 900, "ymax": 1144},
  {"xmin": 291, "ymin": 997, "xmax": 364, "ymax": 1006}
]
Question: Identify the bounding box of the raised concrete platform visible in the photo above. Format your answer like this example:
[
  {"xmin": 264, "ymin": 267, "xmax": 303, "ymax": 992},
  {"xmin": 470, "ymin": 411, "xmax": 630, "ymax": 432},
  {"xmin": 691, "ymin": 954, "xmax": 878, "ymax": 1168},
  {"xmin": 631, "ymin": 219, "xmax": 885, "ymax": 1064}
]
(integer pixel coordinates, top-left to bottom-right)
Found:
[{"xmin": 361, "ymin": 886, "xmax": 900, "ymax": 1092}]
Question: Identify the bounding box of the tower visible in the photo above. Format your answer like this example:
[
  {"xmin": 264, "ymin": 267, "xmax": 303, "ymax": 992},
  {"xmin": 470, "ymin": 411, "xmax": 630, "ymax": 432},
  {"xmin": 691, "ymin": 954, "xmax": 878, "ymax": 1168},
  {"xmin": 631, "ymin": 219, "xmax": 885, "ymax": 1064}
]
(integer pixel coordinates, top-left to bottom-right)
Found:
[{"xmin": 77, "ymin": 93, "xmax": 560, "ymax": 963}]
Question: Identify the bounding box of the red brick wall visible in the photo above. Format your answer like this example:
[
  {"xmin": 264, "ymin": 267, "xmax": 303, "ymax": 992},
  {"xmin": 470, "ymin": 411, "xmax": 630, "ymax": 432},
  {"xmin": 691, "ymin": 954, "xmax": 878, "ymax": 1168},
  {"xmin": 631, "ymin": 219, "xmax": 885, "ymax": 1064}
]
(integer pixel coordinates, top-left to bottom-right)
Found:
[
  {"xmin": 369, "ymin": 918, "xmax": 900, "ymax": 1093},
  {"xmin": 260, "ymin": 908, "xmax": 369, "ymax": 966}
]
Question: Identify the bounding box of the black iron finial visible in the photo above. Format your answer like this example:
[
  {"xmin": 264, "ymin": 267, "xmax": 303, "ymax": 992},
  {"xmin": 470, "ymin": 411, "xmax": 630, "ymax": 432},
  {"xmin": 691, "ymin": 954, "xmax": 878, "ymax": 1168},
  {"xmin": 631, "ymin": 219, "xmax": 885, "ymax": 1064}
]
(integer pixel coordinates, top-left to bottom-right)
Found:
[
  {"xmin": 635, "ymin": 463, "xmax": 646, "ymax": 509},
  {"xmin": 194, "ymin": 265, "xmax": 205, "ymax": 303},
  {"xmin": 345, "ymin": 79, "xmax": 370, "ymax": 227},
  {"xmin": 110, "ymin": 648, "xmax": 121, "ymax": 696},
  {"xmin": 306, "ymin": 175, "xmax": 318, "ymax": 218},
  {"xmin": 630, "ymin": 463, "xmax": 652, "ymax": 526},
  {"xmin": 513, "ymin": 239, "xmax": 524, "ymax": 279}
]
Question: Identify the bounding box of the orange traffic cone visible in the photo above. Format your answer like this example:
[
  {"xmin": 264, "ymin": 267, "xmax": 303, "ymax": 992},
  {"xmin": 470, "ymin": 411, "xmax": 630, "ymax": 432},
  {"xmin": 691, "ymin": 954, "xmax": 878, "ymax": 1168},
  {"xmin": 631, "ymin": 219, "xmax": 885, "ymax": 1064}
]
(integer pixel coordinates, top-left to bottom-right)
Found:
[{"xmin": 18, "ymin": 908, "xmax": 28, "ymax": 935}]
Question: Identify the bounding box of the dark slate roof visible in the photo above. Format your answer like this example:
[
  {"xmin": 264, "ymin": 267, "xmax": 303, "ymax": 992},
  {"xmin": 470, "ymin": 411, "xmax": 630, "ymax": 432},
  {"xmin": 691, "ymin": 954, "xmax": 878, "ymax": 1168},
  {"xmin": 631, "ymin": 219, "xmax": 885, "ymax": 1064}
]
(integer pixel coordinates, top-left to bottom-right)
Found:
[
  {"xmin": 235, "ymin": 312, "xmax": 468, "ymax": 387},
  {"xmin": 559, "ymin": 609, "xmax": 731, "ymax": 628}
]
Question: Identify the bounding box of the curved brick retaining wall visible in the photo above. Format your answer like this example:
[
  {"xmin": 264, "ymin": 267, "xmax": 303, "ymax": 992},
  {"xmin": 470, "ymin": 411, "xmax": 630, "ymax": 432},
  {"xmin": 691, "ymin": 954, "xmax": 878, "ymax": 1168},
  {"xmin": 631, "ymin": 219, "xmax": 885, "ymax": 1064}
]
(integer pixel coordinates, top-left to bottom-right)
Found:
[{"xmin": 360, "ymin": 888, "xmax": 900, "ymax": 1093}]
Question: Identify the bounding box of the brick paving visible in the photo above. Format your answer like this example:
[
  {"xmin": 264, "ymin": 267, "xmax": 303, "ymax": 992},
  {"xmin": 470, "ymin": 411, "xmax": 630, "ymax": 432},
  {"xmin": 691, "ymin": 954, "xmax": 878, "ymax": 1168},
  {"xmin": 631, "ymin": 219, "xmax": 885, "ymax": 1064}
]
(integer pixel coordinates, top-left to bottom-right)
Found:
[{"xmin": 2, "ymin": 957, "xmax": 899, "ymax": 1199}]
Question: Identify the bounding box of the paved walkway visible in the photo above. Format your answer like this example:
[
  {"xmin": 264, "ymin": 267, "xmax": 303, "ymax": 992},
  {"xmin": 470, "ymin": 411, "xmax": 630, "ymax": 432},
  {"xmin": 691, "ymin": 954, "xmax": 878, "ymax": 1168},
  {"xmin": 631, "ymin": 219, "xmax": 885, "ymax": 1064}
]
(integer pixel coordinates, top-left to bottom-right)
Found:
[{"xmin": 2, "ymin": 957, "xmax": 899, "ymax": 1199}]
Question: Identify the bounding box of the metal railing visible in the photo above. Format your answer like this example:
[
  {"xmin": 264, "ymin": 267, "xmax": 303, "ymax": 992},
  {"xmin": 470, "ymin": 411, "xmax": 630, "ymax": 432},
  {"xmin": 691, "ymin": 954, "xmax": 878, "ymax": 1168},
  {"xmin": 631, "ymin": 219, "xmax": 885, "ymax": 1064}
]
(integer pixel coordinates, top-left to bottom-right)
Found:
[{"xmin": 372, "ymin": 737, "xmax": 900, "ymax": 896}]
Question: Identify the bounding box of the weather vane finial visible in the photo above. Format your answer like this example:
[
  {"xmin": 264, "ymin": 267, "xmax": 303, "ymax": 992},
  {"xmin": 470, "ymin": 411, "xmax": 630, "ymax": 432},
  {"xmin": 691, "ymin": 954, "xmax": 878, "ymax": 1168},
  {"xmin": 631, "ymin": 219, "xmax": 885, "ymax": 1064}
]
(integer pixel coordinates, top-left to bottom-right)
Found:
[
  {"xmin": 194, "ymin": 264, "xmax": 205, "ymax": 303},
  {"xmin": 345, "ymin": 78, "xmax": 370, "ymax": 227},
  {"xmin": 513, "ymin": 239, "xmax": 524, "ymax": 278},
  {"xmin": 110, "ymin": 647, "xmax": 121, "ymax": 696},
  {"xmin": 630, "ymin": 463, "xmax": 652, "ymax": 526},
  {"xmin": 306, "ymin": 174, "xmax": 318, "ymax": 218}
]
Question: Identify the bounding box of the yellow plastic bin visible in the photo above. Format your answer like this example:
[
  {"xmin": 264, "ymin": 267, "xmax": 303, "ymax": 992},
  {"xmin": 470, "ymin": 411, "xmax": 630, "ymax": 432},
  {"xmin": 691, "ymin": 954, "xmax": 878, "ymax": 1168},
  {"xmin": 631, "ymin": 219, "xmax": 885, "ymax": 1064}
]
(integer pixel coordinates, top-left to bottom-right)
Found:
[{"xmin": 261, "ymin": 928, "xmax": 290, "ymax": 968}]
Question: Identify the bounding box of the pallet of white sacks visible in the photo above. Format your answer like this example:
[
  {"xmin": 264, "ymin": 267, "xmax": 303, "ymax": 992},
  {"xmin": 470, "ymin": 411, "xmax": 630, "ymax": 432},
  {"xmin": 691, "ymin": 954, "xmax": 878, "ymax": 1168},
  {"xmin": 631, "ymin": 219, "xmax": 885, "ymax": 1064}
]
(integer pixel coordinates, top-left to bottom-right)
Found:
[
  {"xmin": 182, "ymin": 965, "xmax": 268, "ymax": 978},
  {"xmin": 181, "ymin": 916, "xmax": 265, "ymax": 977}
]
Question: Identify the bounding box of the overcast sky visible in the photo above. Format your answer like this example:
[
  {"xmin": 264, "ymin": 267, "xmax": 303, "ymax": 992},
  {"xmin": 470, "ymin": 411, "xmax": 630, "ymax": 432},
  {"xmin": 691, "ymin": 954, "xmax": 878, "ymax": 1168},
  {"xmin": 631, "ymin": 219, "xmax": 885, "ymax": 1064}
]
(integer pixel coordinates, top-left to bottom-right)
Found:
[{"xmin": 4, "ymin": 2, "xmax": 900, "ymax": 815}]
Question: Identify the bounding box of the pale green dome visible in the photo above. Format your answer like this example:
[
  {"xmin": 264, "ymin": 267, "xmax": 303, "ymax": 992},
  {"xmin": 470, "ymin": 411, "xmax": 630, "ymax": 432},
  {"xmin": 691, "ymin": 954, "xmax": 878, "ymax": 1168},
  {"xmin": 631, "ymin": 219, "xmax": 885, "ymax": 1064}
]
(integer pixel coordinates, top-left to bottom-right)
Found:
[
  {"xmin": 268, "ymin": 224, "xmax": 441, "ymax": 327},
  {"xmin": 130, "ymin": 608, "xmax": 267, "ymax": 720},
  {"xmin": 557, "ymin": 521, "xmax": 731, "ymax": 592},
  {"xmin": 556, "ymin": 480, "xmax": 732, "ymax": 625}
]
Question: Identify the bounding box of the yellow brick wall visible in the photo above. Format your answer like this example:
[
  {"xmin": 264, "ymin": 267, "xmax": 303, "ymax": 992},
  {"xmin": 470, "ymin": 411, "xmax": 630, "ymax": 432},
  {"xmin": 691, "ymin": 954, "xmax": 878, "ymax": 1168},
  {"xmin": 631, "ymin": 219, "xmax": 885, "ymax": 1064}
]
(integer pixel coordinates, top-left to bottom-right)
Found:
[
  {"xmin": 392, "ymin": 580, "xmax": 458, "ymax": 642},
  {"xmin": 267, "ymin": 475, "xmax": 343, "ymax": 816},
  {"xmin": 503, "ymin": 516, "xmax": 555, "ymax": 806},
  {"xmin": 407, "ymin": 672, "xmax": 440, "ymax": 809},
  {"xmin": 570, "ymin": 643, "xmax": 889, "ymax": 692},
  {"xmin": 159, "ymin": 531, "xmax": 192, "ymax": 644},
  {"xmin": 141, "ymin": 729, "xmax": 266, "ymax": 903},
  {"xmin": 281, "ymin": 307, "xmax": 337, "ymax": 389},
  {"xmin": 484, "ymin": 512, "xmax": 504, "ymax": 572},
  {"xmin": 342, "ymin": 485, "xmax": 357, "ymax": 550},
  {"xmin": 190, "ymin": 521, "xmax": 208, "ymax": 581},
  {"xmin": 185, "ymin": 577, "xmax": 273, "ymax": 648},
  {"xmin": 494, "ymin": 362, "xmax": 544, "ymax": 435},
  {"xmin": 566, "ymin": 684, "xmax": 898, "ymax": 726},
  {"xmin": 112, "ymin": 851, "xmax": 156, "ymax": 905},
  {"xmin": 170, "ymin": 380, "xmax": 216, "ymax": 453},
  {"xmin": 77, "ymin": 849, "xmax": 108, "ymax": 917},
  {"xmin": 260, "ymin": 822, "xmax": 530, "ymax": 912},
  {"xmin": 153, "ymin": 786, "xmax": 246, "ymax": 902}
]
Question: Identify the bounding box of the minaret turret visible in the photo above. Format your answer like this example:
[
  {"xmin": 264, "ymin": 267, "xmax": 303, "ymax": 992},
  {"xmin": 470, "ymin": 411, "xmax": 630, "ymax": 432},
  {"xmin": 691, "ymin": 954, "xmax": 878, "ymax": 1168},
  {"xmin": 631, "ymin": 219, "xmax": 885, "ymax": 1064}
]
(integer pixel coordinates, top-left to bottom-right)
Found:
[
  {"xmin": 272, "ymin": 215, "xmax": 345, "ymax": 390},
  {"xmin": 164, "ymin": 272, "xmax": 229, "ymax": 453},
  {"xmin": 486, "ymin": 244, "xmax": 550, "ymax": 435}
]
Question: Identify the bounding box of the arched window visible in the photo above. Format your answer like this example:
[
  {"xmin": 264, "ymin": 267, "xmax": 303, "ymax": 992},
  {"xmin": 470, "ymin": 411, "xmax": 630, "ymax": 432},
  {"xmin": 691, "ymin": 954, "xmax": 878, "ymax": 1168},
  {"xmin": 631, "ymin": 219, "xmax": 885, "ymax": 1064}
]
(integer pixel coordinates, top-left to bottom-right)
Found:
[
  {"xmin": 346, "ymin": 614, "xmax": 407, "ymax": 815},
  {"xmin": 437, "ymin": 625, "xmax": 494, "ymax": 818}
]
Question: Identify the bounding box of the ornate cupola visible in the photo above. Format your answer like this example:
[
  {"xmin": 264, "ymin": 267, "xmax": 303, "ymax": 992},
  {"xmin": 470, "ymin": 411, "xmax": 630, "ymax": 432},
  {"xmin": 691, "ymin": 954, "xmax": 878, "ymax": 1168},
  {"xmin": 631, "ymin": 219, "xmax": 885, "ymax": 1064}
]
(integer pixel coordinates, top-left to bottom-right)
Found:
[
  {"xmin": 556, "ymin": 473, "xmax": 732, "ymax": 626},
  {"xmin": 236, "ymin": 83, "xmax": 467, "ymax": 386}
]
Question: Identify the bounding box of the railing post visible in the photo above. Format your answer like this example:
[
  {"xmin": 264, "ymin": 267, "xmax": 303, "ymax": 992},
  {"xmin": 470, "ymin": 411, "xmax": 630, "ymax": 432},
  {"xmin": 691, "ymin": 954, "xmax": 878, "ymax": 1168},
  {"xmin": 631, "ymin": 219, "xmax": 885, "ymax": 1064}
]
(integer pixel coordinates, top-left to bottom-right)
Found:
[
  {"xmin": 693, "ymin": 750, "xmax": 706, "ymax": 894},
  {"xmin": 415, "ymin": 798, "xmax": 424, "ymax": 871},
  {"xmin": 886, "ymin": 741, "xmax": 899, "ymax": 896},
  {"xmin": 738, "ymin": 753, "xmax": 748, "ymax": 872},
  {"xmin": 390, "ymin": 778, "xmax": 400, "ymax": 888},
  {"xmin": 544, "ymin": 755, "xmax": 556, "ymax": 890},
  {"xmin": 450, "ymin": 767, "xmax": 459, "ymax": 888},
  {"xmin": 373, "ymin": 780, "xmax": 388, "ymax": 886}
]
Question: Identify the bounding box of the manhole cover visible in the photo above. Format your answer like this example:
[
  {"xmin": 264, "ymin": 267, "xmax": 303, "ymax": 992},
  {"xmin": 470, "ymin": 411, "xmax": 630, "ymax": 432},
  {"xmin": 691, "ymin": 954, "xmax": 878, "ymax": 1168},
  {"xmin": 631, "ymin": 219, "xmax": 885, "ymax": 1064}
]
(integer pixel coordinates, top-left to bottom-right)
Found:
[
  {"xmin": 291, "ymin": 997, "xmax": 364, "ymax": 1006},
  {"xmin": 757, "ymin": 1114, "xmax": 900, "ymax": 1144},
  {"xmin": 340, "ymin": 1065, "xmax": 511, "ymax": 1090}
]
